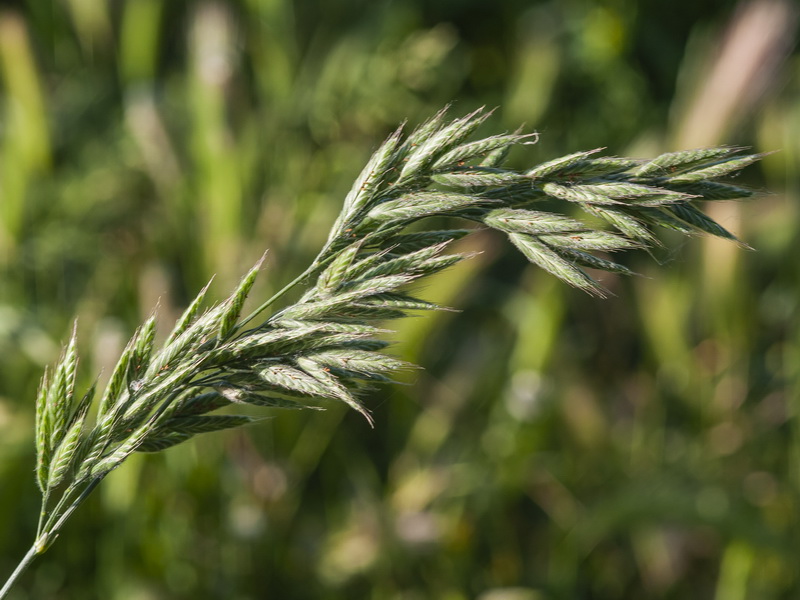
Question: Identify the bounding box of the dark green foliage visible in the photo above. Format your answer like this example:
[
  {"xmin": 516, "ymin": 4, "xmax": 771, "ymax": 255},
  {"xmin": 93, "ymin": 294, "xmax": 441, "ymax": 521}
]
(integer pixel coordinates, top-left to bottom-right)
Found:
[{"xmin": 0, "ymin": 2, "xmax": 796, "ymax": 599}]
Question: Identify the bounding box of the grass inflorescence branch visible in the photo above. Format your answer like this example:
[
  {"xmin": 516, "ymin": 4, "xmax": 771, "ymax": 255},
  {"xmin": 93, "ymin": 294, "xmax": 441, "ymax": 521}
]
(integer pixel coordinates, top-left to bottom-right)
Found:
[{"xmin": 0, "ymin": 107, "xmax": 762, "ymax": 598}]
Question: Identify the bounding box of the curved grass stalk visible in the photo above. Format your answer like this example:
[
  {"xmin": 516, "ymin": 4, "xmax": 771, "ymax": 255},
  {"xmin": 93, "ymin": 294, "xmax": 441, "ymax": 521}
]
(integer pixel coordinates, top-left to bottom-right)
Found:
[{"xmin": 0, "ymin": 107, "xmax": 763, "ymax": 597}]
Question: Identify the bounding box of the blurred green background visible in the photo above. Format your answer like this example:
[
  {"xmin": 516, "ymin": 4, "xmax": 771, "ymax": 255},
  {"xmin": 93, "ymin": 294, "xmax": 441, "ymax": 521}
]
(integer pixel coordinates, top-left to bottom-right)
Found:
[{"xmin": 0, "ymin": 0, "xmax": 798, "ymax": 598}]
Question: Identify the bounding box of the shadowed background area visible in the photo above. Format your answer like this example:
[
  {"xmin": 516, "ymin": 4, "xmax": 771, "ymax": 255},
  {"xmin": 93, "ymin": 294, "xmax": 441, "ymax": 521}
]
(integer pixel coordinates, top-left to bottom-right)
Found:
[{"xmin": 0, "ymin": 0, "xmax": 798, "ymax": 598}]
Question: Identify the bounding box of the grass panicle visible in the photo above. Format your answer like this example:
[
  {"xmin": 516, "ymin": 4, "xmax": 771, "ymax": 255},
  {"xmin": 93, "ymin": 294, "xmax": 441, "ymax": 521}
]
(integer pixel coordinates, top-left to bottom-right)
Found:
[{"xmin": 0, "ymin": 107, "xmax": 762, "ymax": 599}]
